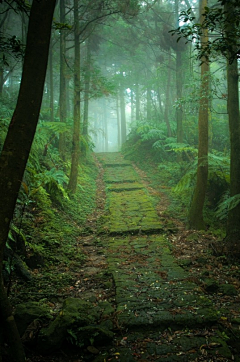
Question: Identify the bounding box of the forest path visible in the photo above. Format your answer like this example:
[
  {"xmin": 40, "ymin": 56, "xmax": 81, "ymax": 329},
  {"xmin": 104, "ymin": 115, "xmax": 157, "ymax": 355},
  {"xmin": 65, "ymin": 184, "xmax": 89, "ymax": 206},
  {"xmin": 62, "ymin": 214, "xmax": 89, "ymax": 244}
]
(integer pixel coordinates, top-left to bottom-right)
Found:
[{"xmin": 90, "ymin": 152, "xmax": 232, "ymax": 361}]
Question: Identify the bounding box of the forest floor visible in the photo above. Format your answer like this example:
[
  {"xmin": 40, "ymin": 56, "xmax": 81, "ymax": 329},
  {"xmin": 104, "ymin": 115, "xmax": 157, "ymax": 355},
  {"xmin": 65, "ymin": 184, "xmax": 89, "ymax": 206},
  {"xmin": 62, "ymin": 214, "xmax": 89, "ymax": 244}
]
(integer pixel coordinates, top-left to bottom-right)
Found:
[{"xmin": 9, "ymin": 152, "xmax": 240, "ymax": 362}]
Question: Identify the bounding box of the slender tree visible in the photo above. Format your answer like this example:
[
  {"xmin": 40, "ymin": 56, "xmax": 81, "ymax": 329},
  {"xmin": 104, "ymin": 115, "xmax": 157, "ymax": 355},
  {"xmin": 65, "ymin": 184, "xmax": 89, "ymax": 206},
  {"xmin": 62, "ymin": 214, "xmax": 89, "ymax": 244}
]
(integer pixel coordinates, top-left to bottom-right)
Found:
[
  {"xmin": 188, "ymin": 0, "xmax": 209, "ymax": 229},
  {"xmin": 120, "ymin": 73, "xmax": 127, "ymax": 144},
  {"xmin": 82, "ymin": 36, "xmax": 91, "ymax": 156},
  {"xmin": 224, "ymin": 0, "xmax": 240, "ymax": 254},
  {"xmin": 175, "ymin": 0, "xmax": 183, "ymax": 146},
  {"xmin": 59, "ymin": 0, "xmax": 67, "ymax": 159},
  {"xmin": 68, "ymin": 0, "xmax": 81, "ymax": 193},
  {"xmin": 0, "ymin": 1, "xmax": 56, "ymax": 360}
]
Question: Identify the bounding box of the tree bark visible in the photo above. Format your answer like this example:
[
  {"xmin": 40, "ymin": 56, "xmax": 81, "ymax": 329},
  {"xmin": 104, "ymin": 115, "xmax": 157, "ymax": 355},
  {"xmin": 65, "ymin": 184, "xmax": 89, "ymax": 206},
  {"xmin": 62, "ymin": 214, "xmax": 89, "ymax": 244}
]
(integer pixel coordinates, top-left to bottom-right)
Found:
[
  {"xmin": 225, "ymin": 1, "xmax": 240, "ymax": 255},
  {"xmin": 59, "ymin": 0, "xmax": 67, "ymax": 159},
  {"xmin": 49, "ymin": 40, "xmax": 54, "ymax": 123},
  {"xmin": 120, "ymin": 74, "xmax": 127, "ymax": 144},
  {"xmin": 82, "ymin": 37, "xmax": 91, "ymax": 156},
  {"xmin": 188, "ymin": 0, "xmax": 209, "ymax": 230},
  {"xmin": 176, "ymin": 50, "xmax": 183, "ymax": 144},
  {"xmin": 164, "ymin": 55, "xmax": 172, "ymax": 137},
  {"xmin": 116, "ymin": 94, "xmax": 121, "ymax": 149},
  {"xmin": 146, "ymin": 78, "xmax": 152, "ymax": 120},
  {"xmin": 68, "ymin": 0, "xmax": 80, "ymax": 193},
  {"xmin": 103, "ymin": 98, "xmax": 108, "ymax": 152},
  {"xmin": 175, "ymin": 0, "xmax": 183, "ymax": 146},
  {"xmin": 0, "ymin": 0, "xmax": 56, "ymax": 360},
  {"xmin": 135, "ymin": 77, "xmax": 140, "ymax": 121}
]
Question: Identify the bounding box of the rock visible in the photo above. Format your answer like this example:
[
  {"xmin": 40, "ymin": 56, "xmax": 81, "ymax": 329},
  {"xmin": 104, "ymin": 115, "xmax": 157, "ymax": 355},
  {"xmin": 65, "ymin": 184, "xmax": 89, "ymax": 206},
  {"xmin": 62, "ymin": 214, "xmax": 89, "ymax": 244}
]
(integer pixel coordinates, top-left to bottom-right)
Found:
[
  {"xmin": 14, "ymin": 301, "xmax": 52, "ymax": 336},
  {"xmin": 37, "ymin": 298, "xmax": 100, "ymax": 354},
  {"xmin": 70, "ymin": 325, "xmax": 114, "ymax": 347}
]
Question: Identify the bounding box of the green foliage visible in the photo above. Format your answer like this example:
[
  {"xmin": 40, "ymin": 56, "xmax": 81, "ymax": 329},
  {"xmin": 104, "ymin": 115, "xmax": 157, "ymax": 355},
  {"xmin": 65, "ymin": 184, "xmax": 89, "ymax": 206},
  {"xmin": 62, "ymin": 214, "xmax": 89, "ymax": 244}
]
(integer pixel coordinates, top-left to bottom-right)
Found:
[
  {"xmin": 0, "ymin": 34, "xmax": 24, "ymax": 66},
  {"xmin": 216, "ymin": 193, "xmax": 240, "ymax": 221},
  {"xmin": 171, "ymin": 2, "xmax": 240, "ymax": 63}
]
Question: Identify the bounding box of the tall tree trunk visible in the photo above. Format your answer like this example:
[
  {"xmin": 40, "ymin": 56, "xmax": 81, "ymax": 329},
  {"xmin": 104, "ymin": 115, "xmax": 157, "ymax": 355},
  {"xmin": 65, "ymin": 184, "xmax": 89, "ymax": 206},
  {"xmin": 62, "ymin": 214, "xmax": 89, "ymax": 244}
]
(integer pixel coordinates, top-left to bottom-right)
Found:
[
  {"xmin": 49, "ymin": 40, "xmax": 54, "ymax": 122},
  {"xmin": 104, "ymin": 102, "xmax": 108, "ymax": 152},
  {"xmin": 0, "ymin": 67, "xmax": 3, "ymax": 95},
  {"xmin": 68, "ymin": 0, "xmax": 80, "ymax": 193},
  {"xmin": 59, "ymin": 0, "xmax": 67, "ymax": 159},
  {"xmin": 116, "ymin": 93, "xmax": 121, "ymax": 149},
  {"xmin": 146, "ymin": 79, "xmax": 152, "ymax": 120},
  {"xmin": 164, "ymin": 55, "xmax": 172, "ymax": 137},
  {"xmin": 131, "ymin": 88, "xmax": 134, "ymax": 123},
  {"xmin": 135, "ymin": 78, "xmax": 140, "ymax": 120},
  {"xmin": 82, "ymin": 37, "xmax": 91, "ymax": 156},
  {"xmin": 225, "ymin": 1, "xmax": 240, "ymax": 255},
  {"xmin": 176, "ymin": 50, "xmax": 183, "ymax": 143},
  {"xmin": 0, "ymin": 1, "xmax": 56, "ymax": 361},
  {"xmin": 188, "ymin": 0, "xmax": 209, "ymax": 229},
  {"xmin": 120, "ymin": 77, "xmax": 127, "ymax": 144},
  {"xmin": 175, "ymin": 0, "xmax": 183, "ymax": 145}
]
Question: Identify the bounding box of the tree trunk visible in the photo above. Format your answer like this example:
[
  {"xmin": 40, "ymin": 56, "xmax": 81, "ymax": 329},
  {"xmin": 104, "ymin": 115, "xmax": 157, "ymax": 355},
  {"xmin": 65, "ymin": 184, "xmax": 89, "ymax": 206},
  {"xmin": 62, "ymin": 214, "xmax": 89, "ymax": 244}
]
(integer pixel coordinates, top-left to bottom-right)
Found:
[
  {"xmin": 116, "ymin": 94, "xmax": 121, "ymax": 149},
  {"xmin": 82, "ymin": 37, "xmax": 91, "ymax": 156},
  {"xmin": 68, "ymin": 0, "xmax": 80, "ymax": 193},
  {"xmin": 146, "ymin": 81, "xmax": 152, "ymax": 120},
  {"xmin": 188, "ymin": 0, "xmax": 209, "ymax": 230},
  {"xmin": 120, "ymin": 74, "xmax": 127, "ymax": 144},
  {"xmin": 0, "ymin": 1, "xmax": 56, "ymax": 360},
  {"xmin": 176, "ymin": 50, "xmax": 183, "ymax": 144},
  {"xmin": 49, "ymin": 40, "xmax": 54, "ymax": 122},
  {"xmin": 135, "ymin": 78, "xmax": 140, "ymax": 120},
  {"xmin": 130, "ymin": 88, "xmax": 134, "ymax": 123},
  {"xmin": 103, "ymin": 99, "xmax": 108, "ymax": 152},
  {"xmin": 164, "ymin": 55, "xmax": 172, "ymax": 137},
  {"xmin": 0, "ymin": 67, "xmax": 3, "ymax": 95},
  {"xmin": 225, "ymin": 1, "xmax": 240, "ymax": 255},
  {"xmin": 175, "ymin": 0, "xmax": 183, "ymax": 146},
  {"xmin": 59, "ymin": 0, "xmax": 67, "ymax": 159}
]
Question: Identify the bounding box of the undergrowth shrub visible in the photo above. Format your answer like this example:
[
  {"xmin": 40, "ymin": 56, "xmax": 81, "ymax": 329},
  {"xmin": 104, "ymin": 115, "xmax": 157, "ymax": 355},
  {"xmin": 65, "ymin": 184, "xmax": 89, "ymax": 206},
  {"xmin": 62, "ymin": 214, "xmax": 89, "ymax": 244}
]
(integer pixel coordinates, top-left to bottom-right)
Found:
[{"xmin": 122, "ymin": 122, "xmax": 231, "ymax": 229}]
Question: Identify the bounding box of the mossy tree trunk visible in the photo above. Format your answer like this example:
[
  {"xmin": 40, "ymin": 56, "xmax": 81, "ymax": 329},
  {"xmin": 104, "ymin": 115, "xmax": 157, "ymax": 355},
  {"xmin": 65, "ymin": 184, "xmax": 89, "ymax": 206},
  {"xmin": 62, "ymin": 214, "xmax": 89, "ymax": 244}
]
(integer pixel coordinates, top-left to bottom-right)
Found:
[
  {"xmin": 0, "ymin": 1, "xmax": 56, "ymax": 360},
  {"xmin": 68, "ymin": 0, "xmax": 80, "ymax": 193},
  {"xmin": 188, "ymin": 0, "xmax": 209, "ymax": 230},
  {"xmin": 225, "ymin": 0, "xmax": 240, "ymax": 255}
]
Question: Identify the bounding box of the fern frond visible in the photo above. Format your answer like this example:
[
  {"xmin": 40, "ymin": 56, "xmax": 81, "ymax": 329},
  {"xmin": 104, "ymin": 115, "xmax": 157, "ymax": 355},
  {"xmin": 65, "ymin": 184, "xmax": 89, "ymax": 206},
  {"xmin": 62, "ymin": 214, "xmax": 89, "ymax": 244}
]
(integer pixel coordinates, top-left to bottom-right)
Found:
[{"xmin": 216, "ymin": 193, "xmax": 240, "ymax": 220}]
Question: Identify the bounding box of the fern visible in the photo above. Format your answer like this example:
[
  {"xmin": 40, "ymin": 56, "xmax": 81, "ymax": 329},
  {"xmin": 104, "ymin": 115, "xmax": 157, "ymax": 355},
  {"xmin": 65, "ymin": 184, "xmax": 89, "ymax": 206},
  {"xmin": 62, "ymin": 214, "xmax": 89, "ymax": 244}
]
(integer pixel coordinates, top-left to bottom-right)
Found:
[
  {"xmin": 40, "ymin": 120, "xmax": 71, "ymax": 134},
  {"xmin": 164, "ymin": 142, "xmax": 197, "ymax": 155},
  {"xmin": 208, "ymin": 152, "xmax": 230, "ymax": 182},
  {"xmin": 173, "ymin": 163, "xmax": 197, "ymax": 193},
  {"xmin": 216, "ymin": 193, "xmax": 240, "ymax": 220},
  {"xmin": 141, "ymin": 128, "xmax": 165, "ymax": 141}
]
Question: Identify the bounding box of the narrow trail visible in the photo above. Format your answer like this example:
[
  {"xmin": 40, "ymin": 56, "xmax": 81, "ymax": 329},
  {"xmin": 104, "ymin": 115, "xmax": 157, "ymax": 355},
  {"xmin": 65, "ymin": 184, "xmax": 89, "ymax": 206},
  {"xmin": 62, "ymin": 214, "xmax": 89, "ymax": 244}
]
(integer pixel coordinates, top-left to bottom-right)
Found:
[{"xmin": 79, "ymin": 152, "xmax": 233, "ymax": 361}]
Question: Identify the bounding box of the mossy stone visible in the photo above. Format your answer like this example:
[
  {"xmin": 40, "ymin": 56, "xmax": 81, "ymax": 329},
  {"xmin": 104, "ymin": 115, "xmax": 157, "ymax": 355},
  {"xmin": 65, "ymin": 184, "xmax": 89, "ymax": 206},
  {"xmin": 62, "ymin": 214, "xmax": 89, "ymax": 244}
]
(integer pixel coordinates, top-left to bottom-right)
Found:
[
  {"xmin": 37, "ymin": 298, "xmax": 99, "ymax": 353},
  {"xmin": 70, "ymin": 325, "xmax": 114, "ymax": 346},
  {"xmin": 14, "ymin": 301, "xmax": 52, "ymax": 336}
]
